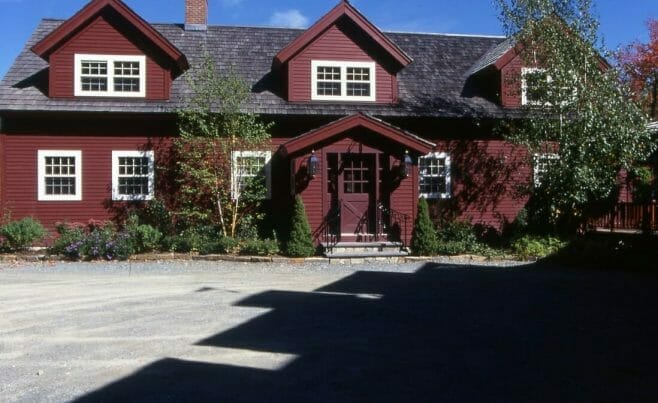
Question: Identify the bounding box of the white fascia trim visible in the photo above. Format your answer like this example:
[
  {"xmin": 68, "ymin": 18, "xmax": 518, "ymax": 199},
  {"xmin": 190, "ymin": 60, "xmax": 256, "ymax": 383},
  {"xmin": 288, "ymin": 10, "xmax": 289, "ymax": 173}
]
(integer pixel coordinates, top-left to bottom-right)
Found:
[
  {"xmin": 37, "ymin": 150, "xmax": 82, "ymax": 201},
  {"xmin": 74, "ymin": 54, "xmax": 146, "ymax": 98},
  {"xmin": 231, "ymin": 150, "xmax": 272, "ymax": 200},
  {"xmin": 419, "ymin": 151, "xmax": 452, "ymax": 200},
  {"xmin": 112, "ymin": 150, "xmax": 155, "ymax": 201},
  {"xmin": 311, "ymin": 60, "xmax": 377, "ymax": 102}
]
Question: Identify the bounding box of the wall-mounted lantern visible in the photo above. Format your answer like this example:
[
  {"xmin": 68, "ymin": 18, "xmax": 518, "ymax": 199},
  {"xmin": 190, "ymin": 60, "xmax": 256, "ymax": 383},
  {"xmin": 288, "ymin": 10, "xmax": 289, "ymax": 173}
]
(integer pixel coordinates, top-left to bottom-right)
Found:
[
  {"xmin": 308, "ymin": 150, "xmax": 319, "ymax": 179},
  {"xmin": 403, "ymin": 151, "xmax": 413, "ymax": 178}
]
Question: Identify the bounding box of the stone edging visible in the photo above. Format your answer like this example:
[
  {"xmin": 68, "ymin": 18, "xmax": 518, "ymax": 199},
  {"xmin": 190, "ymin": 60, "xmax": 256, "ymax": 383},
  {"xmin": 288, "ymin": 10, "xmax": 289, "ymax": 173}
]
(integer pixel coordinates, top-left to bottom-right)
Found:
[{"xmin": 0, "ymin": 252, "xmax": 523, "ymax": 265}]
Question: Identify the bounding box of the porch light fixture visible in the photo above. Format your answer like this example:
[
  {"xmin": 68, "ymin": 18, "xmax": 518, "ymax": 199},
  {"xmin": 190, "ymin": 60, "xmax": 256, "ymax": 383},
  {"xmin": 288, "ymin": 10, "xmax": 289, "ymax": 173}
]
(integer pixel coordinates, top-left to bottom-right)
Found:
[
  {"xmin": 403, "ymin": 151, "xmax": 413, "ymax": 178},
  {"xmin": 308, "ymin": 150, "xmax": 319, "ymax": 179}
]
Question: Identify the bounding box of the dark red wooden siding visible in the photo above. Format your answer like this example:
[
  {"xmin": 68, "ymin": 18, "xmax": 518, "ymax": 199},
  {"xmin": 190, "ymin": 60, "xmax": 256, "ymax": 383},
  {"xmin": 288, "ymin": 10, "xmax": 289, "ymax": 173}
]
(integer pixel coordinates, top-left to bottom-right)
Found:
[
  {"xmin": 2, "ymin": 134, "xmax": 171, "ymax": 232},
  {"xmin": 439, "ymin": 139, "xmax": 531, "ymax": 229},
  {"xmin": 288, "ymin": 24, "xmax": 397, "ymax": 103},
  {"xmin": 500, "ymin": 53, "xmax": 524, "ymax": 108},
  {"xmin": 49, "ymin": 14, "xmax": 171, "ymax": 100}
]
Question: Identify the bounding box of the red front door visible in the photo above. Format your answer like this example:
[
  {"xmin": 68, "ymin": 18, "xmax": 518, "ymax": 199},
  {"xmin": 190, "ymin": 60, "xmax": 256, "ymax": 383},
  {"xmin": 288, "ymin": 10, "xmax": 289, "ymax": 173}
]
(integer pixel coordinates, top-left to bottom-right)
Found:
[{"xmin": 338, "ymin": 154, "xmax": 375, "ymax": 240}]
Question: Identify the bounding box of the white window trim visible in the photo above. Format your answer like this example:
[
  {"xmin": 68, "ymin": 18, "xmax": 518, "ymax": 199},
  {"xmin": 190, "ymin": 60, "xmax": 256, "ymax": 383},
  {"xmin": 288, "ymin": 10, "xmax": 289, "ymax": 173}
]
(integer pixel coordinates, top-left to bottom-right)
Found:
[
  {"xmin": 37, "ymin": 150, "xmax": 82, "ymax": 201},
  {"xmin": 112, "ymin": 151, "xmax": 155, "ymax": 201},
  {"xmin": 311, "ymin": 60, "xmax": 376, "ymax": 102},
  {"xmin": 74, "ymin": 54, "xmax": 146, "ymax": 98},
  {"xmin": 521, "ymin": 67, "xmax": 550, "ymax": 106},
  {"xmin": 419, "ymin": 152, "xmax": 451, "ymax": 199},
  {"xmin": 533, "ymin": 153, "xmax": 559, "ymax": 187},
  {"xmin": 231, "ymin": 151, "xmax": 272, "ymax": 200}
]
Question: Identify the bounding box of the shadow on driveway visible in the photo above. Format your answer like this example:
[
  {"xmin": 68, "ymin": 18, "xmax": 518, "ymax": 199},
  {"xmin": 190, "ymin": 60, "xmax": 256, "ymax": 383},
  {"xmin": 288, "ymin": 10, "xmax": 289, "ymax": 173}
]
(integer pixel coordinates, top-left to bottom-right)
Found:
[{"xmin": 75, "ymin": 263, "xmax": 658, "ymax": 402}]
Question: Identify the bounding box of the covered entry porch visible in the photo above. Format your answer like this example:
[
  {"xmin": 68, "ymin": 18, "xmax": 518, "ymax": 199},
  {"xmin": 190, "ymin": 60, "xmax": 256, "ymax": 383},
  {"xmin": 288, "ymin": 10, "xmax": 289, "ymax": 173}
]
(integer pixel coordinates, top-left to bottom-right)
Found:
[{"xmin": 280, "ymin": 114, "xmax": 435, "ymax": 255}]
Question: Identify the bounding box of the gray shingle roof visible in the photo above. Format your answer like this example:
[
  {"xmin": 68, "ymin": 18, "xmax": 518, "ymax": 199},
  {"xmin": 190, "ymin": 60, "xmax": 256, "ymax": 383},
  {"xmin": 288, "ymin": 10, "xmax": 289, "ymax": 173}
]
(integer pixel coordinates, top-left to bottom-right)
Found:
[{"xmin": 0, "ymin": 19, "xmax": 511, "ymax": 118}]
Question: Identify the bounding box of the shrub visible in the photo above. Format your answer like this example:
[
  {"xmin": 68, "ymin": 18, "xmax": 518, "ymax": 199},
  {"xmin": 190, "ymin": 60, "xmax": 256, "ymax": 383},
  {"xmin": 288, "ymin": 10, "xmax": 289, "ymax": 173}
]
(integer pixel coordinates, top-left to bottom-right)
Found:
[
  {"xmin": 411, "ymin": 198, "xmax": 438, "ymax": 256},
  {"xmin": 240, "ymin": 238, "xmax": 280, "ymax": 256},
  {"xmin": 125, "ymin": 214, "xmax": 163, "ymax": 253},
  {"xmin": 511, "ymin": 235, "xmax": 567, "ymax": 260},
  {"xmin": 198, "ymin": 236, "xmax": 239, "ymax": 255},
  {"xmin": 285, "ymin": 195, "xmax": 315, "ymax": 257},
  {"xmin": 50, "ymin": 221, "xmax": 135, "ymax": 261},
  {"xmin": 0, "ymin": 217, "xmax": 47, "ymax": 252},
  {"xmin": 50, "ymin": 223, "xmax": 86, "ymax": 260},
  {"xmin": 434, "ymin": 220, "xmax": 496, "ymax": 256}
]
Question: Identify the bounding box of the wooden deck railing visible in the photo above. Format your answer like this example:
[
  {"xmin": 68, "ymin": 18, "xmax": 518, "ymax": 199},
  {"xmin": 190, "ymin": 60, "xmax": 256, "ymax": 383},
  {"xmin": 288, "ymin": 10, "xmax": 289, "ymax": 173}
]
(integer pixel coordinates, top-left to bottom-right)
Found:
[{"xmin": 589, "ymin": 203, "xmax": 658, "ymax": 232}]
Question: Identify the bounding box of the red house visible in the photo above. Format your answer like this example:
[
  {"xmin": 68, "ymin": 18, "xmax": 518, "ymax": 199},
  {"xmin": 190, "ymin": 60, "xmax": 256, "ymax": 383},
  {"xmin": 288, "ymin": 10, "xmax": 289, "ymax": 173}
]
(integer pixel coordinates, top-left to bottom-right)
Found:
[{"xmin": 0, "ymin": 0, "xmax": 549, "ymax": 255}]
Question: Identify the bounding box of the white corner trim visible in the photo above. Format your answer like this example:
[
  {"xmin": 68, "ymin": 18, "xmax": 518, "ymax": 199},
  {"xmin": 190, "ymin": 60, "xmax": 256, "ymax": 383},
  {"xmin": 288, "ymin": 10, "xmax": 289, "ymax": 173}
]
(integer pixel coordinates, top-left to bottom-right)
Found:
[
  {"xmin": 111, "ymin": 150, "xmax": 155, "ymax": 201},
  {"xmin": 311, "ymin": 60, "xmax": 377, "ymax": 102},
  {"xmin": 37, "ymin": 150, "xmax": 82, "ymax": 202},
  {"xmin": 74, "ymin": 54, "xmax": 146, "ymax": 98}
]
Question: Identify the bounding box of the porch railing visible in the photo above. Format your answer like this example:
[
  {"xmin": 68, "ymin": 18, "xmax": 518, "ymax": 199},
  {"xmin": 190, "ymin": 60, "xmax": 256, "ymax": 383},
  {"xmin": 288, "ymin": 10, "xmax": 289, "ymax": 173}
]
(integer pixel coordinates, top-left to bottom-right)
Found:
[
  {"xmin": 376, "ymin": 201, "xmax": 410, "ymax": 248},
  {"xmin": 317, "ymin": 204, "xmax": 341, "ymax": 254},
  {"xmin": 589, "ymin": 202, "xmax": 658, "ymax": 233}
]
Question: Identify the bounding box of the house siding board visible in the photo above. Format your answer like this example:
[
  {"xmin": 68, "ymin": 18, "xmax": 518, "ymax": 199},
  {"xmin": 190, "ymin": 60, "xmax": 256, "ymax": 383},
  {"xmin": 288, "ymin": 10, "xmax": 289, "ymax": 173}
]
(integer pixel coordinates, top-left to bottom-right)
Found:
[
  {"xmin": 2, "ymin": 134, "xmax": 169, "ymax": 232},
  {"xmin": 49, "ymin": 15, "xmax": 170, "ymax": 100},
  {"xmin": 288, "ymin": 24, "xmax": 395, "ymax": 103},
  {"xmin": 500, "ymin": 54, "xmax": 523, "ymax": 108}
]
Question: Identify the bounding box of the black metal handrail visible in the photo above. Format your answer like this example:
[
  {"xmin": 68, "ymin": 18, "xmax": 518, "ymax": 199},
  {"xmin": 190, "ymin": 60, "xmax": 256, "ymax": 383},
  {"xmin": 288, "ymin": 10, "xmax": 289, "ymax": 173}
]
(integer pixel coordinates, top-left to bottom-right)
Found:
[
  {"xmin": 376, "ymin": 201, "xmax": 410, "ymax": 248},
  {"xmin": 320, "ymin": 204, "xmax": 341, "ymax": 254}
]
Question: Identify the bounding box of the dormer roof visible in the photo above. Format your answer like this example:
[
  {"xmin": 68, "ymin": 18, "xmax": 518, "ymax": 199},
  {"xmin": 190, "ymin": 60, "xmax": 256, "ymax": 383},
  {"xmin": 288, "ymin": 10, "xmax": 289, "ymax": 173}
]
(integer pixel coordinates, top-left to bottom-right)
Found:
[
  {"xmin": 31, "ymin": 0, "xmax": 188, "ymax": 72},
  {"xmin": 273, "ymin": 0, "xmax": 412, "ymax": 69}
]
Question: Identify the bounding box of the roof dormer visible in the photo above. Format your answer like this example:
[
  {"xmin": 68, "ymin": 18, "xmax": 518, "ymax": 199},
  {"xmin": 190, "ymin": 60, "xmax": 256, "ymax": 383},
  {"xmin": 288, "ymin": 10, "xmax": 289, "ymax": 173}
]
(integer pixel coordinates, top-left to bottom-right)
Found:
[
  {"xmin": 273, "ymin": 0, "xmax": 412, "ymax": 104},
  {"xmin": 31, "ymin": 0, "xmax": 188, "ymax": 100}
]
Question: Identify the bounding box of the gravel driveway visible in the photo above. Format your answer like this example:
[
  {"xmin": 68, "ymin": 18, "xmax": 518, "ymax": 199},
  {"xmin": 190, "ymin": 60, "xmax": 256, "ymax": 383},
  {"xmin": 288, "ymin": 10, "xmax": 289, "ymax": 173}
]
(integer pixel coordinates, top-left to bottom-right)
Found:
[{"xmin": 1, "ymin": 260, "xmax": 657, "ymax": 402}]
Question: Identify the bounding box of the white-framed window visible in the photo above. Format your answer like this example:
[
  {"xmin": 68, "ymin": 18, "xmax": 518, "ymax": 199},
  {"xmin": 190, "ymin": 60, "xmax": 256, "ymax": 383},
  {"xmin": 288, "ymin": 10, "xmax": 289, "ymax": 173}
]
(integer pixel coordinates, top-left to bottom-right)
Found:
[
  {"xmin": 311, "ymin": 60, "xmax": 376, "ymax": 102},
  {"xmin": 231, "ymin": 151, "xmax": 272, "ymax": 199},
  {"xmin": 419, "ymin": 152, "xmax": 451, "ymax": 199},
  {"xmin": 521, "ymin": 67, "xmax": 551, "ymax": 106},
  {"xmin": 37, "ymin": 150, "xmax": 82, "ymax": 201},
  {"xmin": 74, "ymin": 54, "xmax": 146, "ymax": 97},
  {"xmin": 533, "ymin": 153, "xmax": 559, "ymax": 187},
  {"xmin": 112, "ymin": 151, "xmax": 155, "ymax": 201}
]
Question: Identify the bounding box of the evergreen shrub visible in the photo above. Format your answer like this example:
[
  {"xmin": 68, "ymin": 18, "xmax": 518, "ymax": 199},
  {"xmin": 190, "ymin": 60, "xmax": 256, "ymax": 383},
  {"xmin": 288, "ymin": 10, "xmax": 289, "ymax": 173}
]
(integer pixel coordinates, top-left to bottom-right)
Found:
[
  {"xmin": 285, "ymin": 195, "xmax": 315, "ymax": 257},
  {"xmin": 411, "ymin": 198, "xmax": 438, "ymax": 256}
]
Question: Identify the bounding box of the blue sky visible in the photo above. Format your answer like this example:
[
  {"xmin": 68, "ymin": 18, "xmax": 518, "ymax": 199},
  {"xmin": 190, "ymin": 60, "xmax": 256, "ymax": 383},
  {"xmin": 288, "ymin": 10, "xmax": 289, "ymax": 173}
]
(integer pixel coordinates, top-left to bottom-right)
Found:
[{"xmin": 0, "ymin": 0, "xmax": 656, "ymax": 78}]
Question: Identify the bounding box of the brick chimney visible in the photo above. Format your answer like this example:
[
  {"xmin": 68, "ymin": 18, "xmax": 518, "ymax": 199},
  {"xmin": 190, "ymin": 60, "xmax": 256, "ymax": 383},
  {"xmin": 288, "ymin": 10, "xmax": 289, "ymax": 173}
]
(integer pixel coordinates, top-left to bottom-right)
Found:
[{"xmin": 185, "ymin": 0, "xmax": 208, "ymax": 31}]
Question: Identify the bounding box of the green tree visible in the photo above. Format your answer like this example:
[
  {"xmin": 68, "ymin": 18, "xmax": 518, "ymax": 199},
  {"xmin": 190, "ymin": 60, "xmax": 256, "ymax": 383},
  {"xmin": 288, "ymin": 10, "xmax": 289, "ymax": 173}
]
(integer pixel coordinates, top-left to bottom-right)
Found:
[
  {"xmin": 495, "ymin": 0, "xmax": 655, "ymax": 232},
  {"xmin": 175, "ymin": 53, "xmax": 272, "ymax": 237},
  {"xmin": 285, "ymin": 195, "xmax": 315, "ymax": 257},
  {"xmin": 411, "ymin": 198, "xmax": 438, "ymax": 256}
]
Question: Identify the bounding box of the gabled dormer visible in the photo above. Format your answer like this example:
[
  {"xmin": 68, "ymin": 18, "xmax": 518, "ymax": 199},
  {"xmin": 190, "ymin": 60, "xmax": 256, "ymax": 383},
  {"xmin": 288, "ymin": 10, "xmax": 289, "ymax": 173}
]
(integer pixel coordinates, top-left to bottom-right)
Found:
[
  {"xmin": 31, "ymin": 0, "xmax": 188, "ymax": 100},
  {"xmin": 273, "ymin": 0, "xmax": 412, "ymax": 104}
]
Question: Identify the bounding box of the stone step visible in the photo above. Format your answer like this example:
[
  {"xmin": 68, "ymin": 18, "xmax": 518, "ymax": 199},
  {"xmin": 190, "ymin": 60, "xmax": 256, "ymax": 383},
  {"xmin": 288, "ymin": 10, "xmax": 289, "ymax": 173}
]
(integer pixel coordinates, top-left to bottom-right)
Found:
[
  {"xmin": 322, "ymin": 242, "xmax": 408, "ymax": 258},
  {"xmin": 325, "ymin": 251, "xmax": 409, "ymax": 259}
]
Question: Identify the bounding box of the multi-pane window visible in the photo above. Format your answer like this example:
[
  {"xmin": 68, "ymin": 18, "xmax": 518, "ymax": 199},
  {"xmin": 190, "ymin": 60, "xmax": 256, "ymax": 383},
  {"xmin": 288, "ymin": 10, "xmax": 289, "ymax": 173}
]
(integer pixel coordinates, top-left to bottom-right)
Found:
[
  {"xmin": 316, "ymin": 66, "xmax": 341, "ymax": 96},
  {"xmin": 38, "ymin": 150, "xmax": 82, "ymax": 201},
  {"xmin": 75, "ymin": 54, "xmax": 146, "ymax": 97},
  {"xmin": 419, "ymin": 152, "xmax": 451, "ymax": 199},
  {"xmin": 346, "ymin": 67, "xmax": 371, "ymax": 97},
  {"xmin": 231, "ymin": 151, "xmax": 272, "ymax": 199},
  {"xmin": 113, "ymin": 61, "xmax": 141, "ymax": 93},
  {"xmin": 80, "ymin": 61, "xmax": 108, "ymax": 92},
  {"xmin": 522, "ymin": 68, "xmax": 550, "ymax": 106},
  {"xmin": 533, "ymin": 153, "xmax": 559, "ymax": 187},
  {"xmin": 343, "ymin": 157, "xmax": 372, "ymax": 194},
  {"xmin": 311, "ymin": 61, "xmax": 376, "ymax": 101},
  {"xmin": 112, "ymin": 151, "xmax": 154, "ymax": 201}
]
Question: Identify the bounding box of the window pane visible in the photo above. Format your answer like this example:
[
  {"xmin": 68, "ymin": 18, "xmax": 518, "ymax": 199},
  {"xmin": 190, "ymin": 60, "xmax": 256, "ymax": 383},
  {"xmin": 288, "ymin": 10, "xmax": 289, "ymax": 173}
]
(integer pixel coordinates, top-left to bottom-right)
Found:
[
  {"xmin": 317, "ymin": 82, "xmax": 341, "ymax": 96},
  {"xmin": 114, "ymin": 78, "xmax": 140, "ymax": 93},
  {"xmin": 347, "ymin": 82, "xmax": 371, "ymax": 97},
  {"xmin": 81, "ymin": 77, "xmax": 108, "ymax": 92},
  {"xmin": 116, "ymin": 155, "xmax": 152, "ymax": 197}
]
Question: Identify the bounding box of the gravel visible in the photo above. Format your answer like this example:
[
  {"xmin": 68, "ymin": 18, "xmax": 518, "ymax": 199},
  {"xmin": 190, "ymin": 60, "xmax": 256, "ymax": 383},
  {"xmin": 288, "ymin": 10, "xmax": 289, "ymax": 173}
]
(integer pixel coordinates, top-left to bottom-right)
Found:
[{"xmin": 8, "ymin": 259, "xmax": 654, "ymax": 402}]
